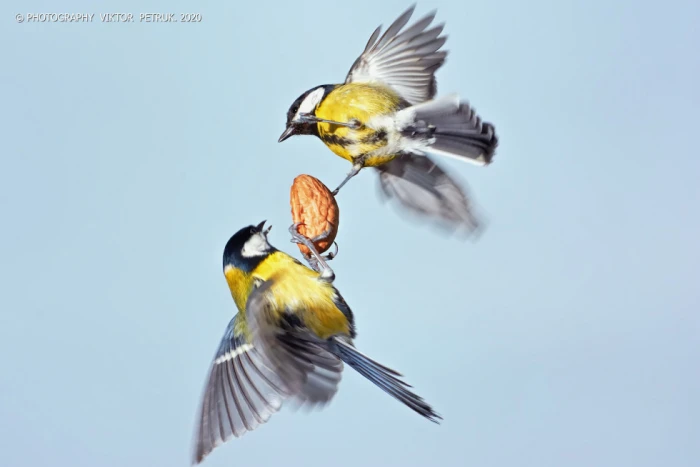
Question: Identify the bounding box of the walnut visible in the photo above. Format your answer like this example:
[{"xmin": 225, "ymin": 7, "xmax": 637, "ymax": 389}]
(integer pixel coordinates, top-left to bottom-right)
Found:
[{"xmin": 290, "ymin": 174, "xmax": 339, "ymax": 257}]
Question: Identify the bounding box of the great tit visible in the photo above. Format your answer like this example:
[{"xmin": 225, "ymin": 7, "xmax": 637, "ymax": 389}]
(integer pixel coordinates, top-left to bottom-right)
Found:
[
  {"xmin": 278, "ymin": 5, "xmax": 499, "ymax": 234},
  {"xmin": 191, "ymin": 221, "xmax": 441, "ymax": 464}
]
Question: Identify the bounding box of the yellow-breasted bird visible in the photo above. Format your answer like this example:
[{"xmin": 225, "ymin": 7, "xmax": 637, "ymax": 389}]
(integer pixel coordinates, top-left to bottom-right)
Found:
[
  {"xmin": 191, "ymin": 221, "xmax": 440, "ymax": 464},
  {"xmin": 278, "ymin": 5, "xmax": 499, "ymax": 234}
]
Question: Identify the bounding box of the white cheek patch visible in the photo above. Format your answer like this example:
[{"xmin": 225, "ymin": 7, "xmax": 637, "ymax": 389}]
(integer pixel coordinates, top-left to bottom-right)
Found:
[
  {"xmin": 294, "ymin": 87, "xmax": 325, "ymax": 120},
  {"xmin": 242, "ymin": 233, "xmax": 270, "ymax": 258}
]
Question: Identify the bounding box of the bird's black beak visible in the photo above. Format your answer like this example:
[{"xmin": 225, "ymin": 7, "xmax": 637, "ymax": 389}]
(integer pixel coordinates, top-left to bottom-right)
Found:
[
  {"xmin": 278, "ymin": 124, "xmax": 297, "ymax": 143},
  {"xmin": 256, "ymin": 220, "xmax": 272, "ymax": 236}
]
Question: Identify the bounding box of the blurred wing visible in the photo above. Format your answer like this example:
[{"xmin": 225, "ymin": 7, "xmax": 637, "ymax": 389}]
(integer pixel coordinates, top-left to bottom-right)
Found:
[
  {"xmin": 277, "ymin": 331, "xmax": 344, "ymax": 408},
  {"xmin": 192, "ymin": 315, "xmax": 292, "ymax": 465},
  {"xmin": 376, "ymin": 154, "xmax": 483, "ymax": 235},
  {"xmin": 246, "ymin": 279, "xmax": 344, "ymax": 410},
  {"xmin": 345, "ymin": 5, "xmax": 447, "ymax": 105}
]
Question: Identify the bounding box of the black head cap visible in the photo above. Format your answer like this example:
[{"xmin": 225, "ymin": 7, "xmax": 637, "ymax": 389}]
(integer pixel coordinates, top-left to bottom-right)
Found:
[
  {"xmin": 279, "ymin": 85, "xmax": 336, "ymax": 142},
  {"xmin": 222, "ymin": 221, "xmax": 274, "ymax": 273}
]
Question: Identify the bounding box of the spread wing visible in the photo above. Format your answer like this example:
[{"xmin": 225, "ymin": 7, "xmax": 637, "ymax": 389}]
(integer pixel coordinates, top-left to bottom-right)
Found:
[
  {"xmin": 191, "ymin": 315, "xmax": 292, "ymax": 465},
  {"xmin": 376, "ymin": 154, "xmax": 484, "ymax": 236},
  {"xmin": 192, "ymin": 279, "xmax": 346, "ymax": 464},
  {"xmin": 345, "ymin": 4, "xmax": 448, "ymax": 105}
]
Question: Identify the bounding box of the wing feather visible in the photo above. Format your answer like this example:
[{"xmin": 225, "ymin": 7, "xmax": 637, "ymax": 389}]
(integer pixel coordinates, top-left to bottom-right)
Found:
[
  {"xmin": 245, "ymin": 279, "xmax": 344, "ymax": 409},
  {"xmin": 345, "ymin": 5, "xmax": 448, "ymax": 105},
  {"xmin": 191, "ymin": 316, "xmax": 289, "ymax": 464}
]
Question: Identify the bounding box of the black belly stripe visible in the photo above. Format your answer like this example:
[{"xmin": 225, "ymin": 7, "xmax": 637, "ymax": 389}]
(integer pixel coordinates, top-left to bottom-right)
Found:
[
  {"xmin": 360, "ymin": 130, "xmax": 387, "ymax": 145},
  {"xmin": 321, "ymin": 134, "xmax": 353, "ymax": 147}
]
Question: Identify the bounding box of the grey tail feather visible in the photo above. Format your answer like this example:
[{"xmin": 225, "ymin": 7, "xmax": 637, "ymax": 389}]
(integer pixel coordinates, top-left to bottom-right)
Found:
[
  {"xmin": 404, "ymin": 96, "xmax": 499, "ymax": 165},
  {"xmin": 329, "ymin": 337, "xmax": 442, "ymax": 423}
]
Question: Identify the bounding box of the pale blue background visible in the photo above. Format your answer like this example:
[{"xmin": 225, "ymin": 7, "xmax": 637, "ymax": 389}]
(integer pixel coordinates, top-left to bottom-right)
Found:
[{"xmin": 1, "ymin": 1, "xmax": 698, "ymax": 466}]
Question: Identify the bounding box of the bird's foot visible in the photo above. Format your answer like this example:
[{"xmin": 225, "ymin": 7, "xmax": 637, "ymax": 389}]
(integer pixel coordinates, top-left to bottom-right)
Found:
[
  {"xmin": 288, "ymin": 223, "xmax": 335, "ymax": 282},
  {"xmin": 332, "ymin": 162, "xmax": 364, "ymax": 196}
]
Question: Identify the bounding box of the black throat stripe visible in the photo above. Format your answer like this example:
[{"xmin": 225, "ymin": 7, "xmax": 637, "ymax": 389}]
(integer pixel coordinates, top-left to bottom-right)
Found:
[
  {"xmin": 321, "ymin": 134, "xmax": 353, "ymax": 147},
  {"xmin": 321, "ymin": 130, "xmax": 388, "ymax": 148}
]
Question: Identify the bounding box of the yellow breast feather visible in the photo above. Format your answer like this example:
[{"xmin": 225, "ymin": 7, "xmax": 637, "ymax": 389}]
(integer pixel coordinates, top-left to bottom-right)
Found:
[
  {"xmin": 224, "ymin": 265, "xmax": 253, "ymax": 313},
  {"xmin": 315, "ymin": 83, "xmax": 403, "ymax": 166},
  {"xmin": 251, "ymin": 253, "xmax": 350, "ymax": 339}
]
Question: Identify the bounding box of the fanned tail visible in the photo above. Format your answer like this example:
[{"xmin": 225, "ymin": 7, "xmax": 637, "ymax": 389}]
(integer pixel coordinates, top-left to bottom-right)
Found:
[{"xmin": 400, "ymin": 94, "xmax": 498, "ymax": 166}]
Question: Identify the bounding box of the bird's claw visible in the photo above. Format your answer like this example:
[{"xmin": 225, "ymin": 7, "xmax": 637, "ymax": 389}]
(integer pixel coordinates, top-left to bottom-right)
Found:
[
  {"xmin": 287, "ymin": 222, "xmax": 335, "ymax": 282},
  {"xmin": 323, "ymin": 242, "xmax": 339, "ymax": 261},
  {"xmin": 289, "ymin": 222, "xmax": 302, "ymax": 242},
  {"xmin": 309, "ymin": 225, "xmax": 334, "ymax": 244}
]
